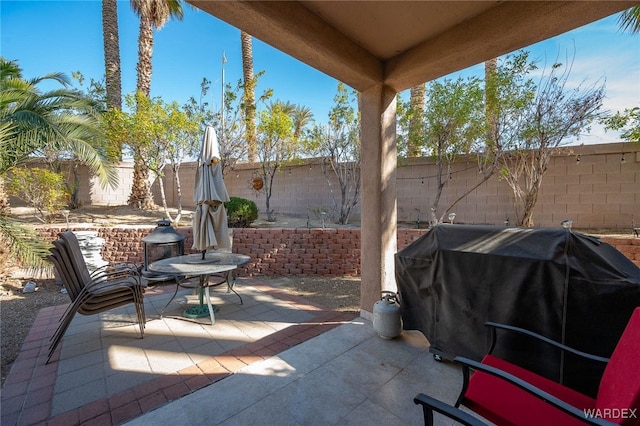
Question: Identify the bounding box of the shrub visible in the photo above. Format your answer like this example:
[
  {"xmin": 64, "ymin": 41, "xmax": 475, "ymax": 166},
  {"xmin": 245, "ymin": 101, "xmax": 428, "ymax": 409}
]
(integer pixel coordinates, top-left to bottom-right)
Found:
[
  {"xmin": 7, "ymin": 167, "xmax": 69, "ymax": 223},
  {"xmin": 226, "ymin": 197, "xmax": 258, "ymax": 228}
]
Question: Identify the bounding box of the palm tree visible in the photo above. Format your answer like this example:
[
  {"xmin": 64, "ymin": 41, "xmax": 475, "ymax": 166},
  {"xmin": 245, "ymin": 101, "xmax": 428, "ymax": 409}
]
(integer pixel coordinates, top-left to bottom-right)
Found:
[
  {"xmin": 291, "ymin": 105, "xmax": 314, "ymax": 140},
  {"xmin": 407, "ymin": 83, "xmax": 425, "ymax": 157},
  {"xmin": 128, "ymin": 0, "xmax": 185, "ymax": 209},
  {"xmin": 618, "ymin": 5, "xmax": 640, "ymax": 33},
  {"xmin": 241, "ymin": 30, "xmax": 257, "ymax": 162},
  {"xmin": 102, "ymin": 0, "xmax": 122, "ymax": 111},
  {"xmin": 484, "ymin": 57, "xmax": 498, "ymax": 154},
  {"xmin": 130, "ymin": 0, "xmax": 184, "ymax": 97},
  {"xmin": 0, "ymin": 58, "xmax": 117, "ymax": 267}
]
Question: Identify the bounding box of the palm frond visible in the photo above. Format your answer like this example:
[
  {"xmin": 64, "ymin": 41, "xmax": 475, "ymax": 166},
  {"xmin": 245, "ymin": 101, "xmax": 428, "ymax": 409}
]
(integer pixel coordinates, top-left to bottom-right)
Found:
[
  {"xmin": 0, "ymin": 216, "xmax": 51, "ymax": 269},
  {"xmin": 618, "ymin": 6, "xmax": 640, "ymax": 34}
]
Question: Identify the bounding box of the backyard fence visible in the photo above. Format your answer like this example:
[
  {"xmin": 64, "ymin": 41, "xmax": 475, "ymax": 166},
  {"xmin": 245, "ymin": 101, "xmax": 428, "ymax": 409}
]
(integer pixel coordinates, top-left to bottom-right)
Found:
[{"xmin": 17, "ymin": 141, "xmax": 640, "ymax": 230}]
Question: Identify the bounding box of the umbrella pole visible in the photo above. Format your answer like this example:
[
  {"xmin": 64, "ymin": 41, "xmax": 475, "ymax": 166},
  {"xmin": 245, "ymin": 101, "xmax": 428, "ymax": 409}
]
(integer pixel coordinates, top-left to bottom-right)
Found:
[{"xmin": 201, "ymin": 250, "xmax": 206, "ymax": 260}]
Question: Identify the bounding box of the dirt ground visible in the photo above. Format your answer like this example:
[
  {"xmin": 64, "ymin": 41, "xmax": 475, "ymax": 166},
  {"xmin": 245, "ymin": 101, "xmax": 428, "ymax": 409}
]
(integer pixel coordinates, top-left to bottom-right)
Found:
[
  {"xmin": 7, "ymin": 205, "xmax": 363, "ymax": 230},
  {"xmin": 1, "ymin": 205, "xmax": 362, "ymax": 387}
]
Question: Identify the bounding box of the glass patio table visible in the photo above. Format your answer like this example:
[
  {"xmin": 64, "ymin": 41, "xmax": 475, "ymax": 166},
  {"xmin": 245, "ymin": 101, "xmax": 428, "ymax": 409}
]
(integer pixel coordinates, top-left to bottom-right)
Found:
[{"xmin": 148, "ymin": 251, "xmax": 250, "ymax": 325}]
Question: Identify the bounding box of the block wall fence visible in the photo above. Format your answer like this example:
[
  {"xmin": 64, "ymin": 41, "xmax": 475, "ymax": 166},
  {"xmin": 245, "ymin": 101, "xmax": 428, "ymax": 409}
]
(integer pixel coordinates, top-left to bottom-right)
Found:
[
  {"xmin": 17, "ymin": 142, "xmax": 639, "ymax": 230},
  {"xmin": 36, "ymin": 226, "xmax": 640, "ymax": 275},
  {"xmin": 165, "ymin": 142, "xmax": 640, "ymax": 230}
]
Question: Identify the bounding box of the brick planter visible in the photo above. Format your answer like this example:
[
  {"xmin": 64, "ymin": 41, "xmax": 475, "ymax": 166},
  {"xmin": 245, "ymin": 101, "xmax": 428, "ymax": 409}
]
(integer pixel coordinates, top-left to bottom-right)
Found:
[{"xmin": 36, "ymin": 227, "xmax": 640, "ymax": 275}]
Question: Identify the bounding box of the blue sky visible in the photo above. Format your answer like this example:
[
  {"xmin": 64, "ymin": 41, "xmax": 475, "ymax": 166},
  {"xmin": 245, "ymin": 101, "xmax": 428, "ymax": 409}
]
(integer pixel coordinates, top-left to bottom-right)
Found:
[{"xmin": 2, "ymin": 1, "xmax": 638, "ymax": 144}]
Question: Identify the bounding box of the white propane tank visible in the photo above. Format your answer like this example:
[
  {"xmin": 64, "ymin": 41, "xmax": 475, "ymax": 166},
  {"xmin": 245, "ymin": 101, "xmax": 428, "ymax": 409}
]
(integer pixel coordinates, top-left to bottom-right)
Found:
[{"xmin": 373, "ymin": 291, "xmax": 402, "ymax": 339}]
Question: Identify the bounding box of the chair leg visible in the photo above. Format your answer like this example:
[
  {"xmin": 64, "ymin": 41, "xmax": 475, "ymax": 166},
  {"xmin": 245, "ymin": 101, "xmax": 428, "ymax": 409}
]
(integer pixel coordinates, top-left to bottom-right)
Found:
[
  {"xmin": 47, "ymin": 306, "xmax": 81, "ymax": 364},
  {"xmin": 48, "ymin": 294, "xmax": 90, "ymax": 350},
  {"xmin": 134, "ymin": 287, "xmax": 145, "ymax": 338}
]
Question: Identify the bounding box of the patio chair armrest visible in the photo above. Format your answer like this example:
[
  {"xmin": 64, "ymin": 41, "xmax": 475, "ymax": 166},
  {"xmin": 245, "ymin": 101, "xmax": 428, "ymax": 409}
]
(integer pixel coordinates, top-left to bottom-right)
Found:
[
  {"xmin": 91, "ymin": 263, "xmax": 141, "ymax": 283},
  {"xmin": 90, "ymin": 262, "xmax": 142, "ymax": 279},
  {"xmin": 84, "ymin": 273, "xmax": 142, "ymax": 293},
  {"xmin": 454, "ymin": 356, "xmax": 616, "ymax": 426},
  {"xmin": 485, "ymin": 322, "xmax": 610, "ymax": 364},
  {"xmin": 414, "ymin": 393, "xmax": 489, "ymax": 426}
]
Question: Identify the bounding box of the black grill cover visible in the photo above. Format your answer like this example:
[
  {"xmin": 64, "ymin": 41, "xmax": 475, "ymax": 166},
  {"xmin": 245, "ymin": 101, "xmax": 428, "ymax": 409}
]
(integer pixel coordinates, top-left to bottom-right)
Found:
[{"xmin": 395, "ymin": 224, "xmax": 640, "ymax": 396}]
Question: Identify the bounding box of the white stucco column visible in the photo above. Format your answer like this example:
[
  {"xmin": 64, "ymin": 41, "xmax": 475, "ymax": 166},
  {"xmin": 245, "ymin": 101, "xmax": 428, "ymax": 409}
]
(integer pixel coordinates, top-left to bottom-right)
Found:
[{"xmin": 359, "ymin": 84, "xmax": 398, "ymax": 318}]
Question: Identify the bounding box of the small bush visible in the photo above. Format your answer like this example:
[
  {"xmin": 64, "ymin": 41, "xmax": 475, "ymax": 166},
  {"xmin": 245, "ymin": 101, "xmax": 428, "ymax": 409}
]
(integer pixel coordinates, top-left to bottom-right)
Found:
[
  {"xmin": 7, "ymin": 167, "xmax": 69, "ymax": 223},
  {"xmin": 226, "ymin": 197, "xmax": 258, "ymax": 228}
]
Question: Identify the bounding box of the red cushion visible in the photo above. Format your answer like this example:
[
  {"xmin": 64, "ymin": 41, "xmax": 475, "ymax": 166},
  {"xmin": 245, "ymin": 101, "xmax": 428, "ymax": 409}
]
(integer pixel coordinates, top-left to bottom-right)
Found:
[
  {"xmin": 463, "ymin": 354, "xmax": 595, "ymax": 426},
  {"xmin": 596, "ymin": 308, "xmax": 640, "ymax": 426}
]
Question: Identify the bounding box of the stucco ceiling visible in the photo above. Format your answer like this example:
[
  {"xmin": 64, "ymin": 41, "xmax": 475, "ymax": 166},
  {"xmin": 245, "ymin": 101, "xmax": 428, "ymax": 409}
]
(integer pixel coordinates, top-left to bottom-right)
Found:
[{"xmin": 189, "ymin": 1, "xmax": 635, "ymax": 92}]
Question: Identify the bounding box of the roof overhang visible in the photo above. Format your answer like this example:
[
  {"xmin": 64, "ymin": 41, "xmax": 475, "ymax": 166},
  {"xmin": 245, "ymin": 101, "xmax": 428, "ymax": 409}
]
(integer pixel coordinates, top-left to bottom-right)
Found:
[{"xmin": 188, "ymin": 1, "xmax": 635, "ymax": 92}]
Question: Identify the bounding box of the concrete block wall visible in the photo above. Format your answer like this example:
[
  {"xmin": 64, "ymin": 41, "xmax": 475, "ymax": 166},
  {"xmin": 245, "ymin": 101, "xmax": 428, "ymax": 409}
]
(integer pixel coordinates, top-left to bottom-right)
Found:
[
  {"xmin": 162, "ymin": 142, "xmax": 640, "ymax": 230},
  {"xmin": 18, "ymin": 142, "xmax": 639, "ymax": 230},
  {"xmin": 36, "ymin": 227, "xmax": 640, "ymax": 276}
]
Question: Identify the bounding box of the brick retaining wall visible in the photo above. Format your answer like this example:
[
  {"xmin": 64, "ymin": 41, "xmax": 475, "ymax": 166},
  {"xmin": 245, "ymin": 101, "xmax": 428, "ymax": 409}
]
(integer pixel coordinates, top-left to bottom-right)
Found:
[{"xmin": 37, "ymin": 227, "xmax": 640, "ymax": 275}]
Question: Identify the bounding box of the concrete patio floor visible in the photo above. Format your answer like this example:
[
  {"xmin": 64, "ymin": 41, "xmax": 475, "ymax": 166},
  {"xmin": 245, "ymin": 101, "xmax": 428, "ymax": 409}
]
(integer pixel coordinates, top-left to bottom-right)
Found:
[{"xmin": 1, "ymin": 277, "xmax": 469, "ymax": 425}]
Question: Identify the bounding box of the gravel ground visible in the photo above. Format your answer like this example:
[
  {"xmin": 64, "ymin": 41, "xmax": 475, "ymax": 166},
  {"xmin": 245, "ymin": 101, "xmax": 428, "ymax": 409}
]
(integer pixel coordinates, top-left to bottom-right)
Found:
[{"xmin": 1, "ymin": 277, "xmax": 69, "ymax": 385}]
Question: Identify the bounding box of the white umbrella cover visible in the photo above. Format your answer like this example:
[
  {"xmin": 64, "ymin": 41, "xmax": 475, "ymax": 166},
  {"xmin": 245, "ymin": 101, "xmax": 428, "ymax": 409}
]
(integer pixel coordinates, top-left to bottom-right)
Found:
[{"xmin": 192, "ymin": 126, "xmax": 231, "ymax": 252}]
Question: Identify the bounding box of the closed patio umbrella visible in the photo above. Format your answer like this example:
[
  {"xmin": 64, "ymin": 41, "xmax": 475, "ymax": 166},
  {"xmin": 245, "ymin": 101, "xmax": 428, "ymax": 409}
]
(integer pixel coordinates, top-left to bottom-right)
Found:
[{"xmin": 192, "ymin": 126, "xmax": 231, "ymax": 259}]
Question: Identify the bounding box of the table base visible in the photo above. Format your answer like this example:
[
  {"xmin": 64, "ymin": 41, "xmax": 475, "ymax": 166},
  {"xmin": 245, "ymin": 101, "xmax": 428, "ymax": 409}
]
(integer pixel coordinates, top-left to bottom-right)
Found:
[{"xmin": 184, "ymin": 304, "xmax": 218, "ymax": 319}]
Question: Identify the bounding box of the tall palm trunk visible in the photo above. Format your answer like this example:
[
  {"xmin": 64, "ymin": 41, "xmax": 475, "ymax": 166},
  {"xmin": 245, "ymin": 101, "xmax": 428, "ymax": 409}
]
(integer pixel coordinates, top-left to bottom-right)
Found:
[
  {"xmin": 128, "ymin": 0, "xmax": 184, "ymax": 209},
  {"xmin": 136, "ymin": 15, "xmax": 154, "ymax": 98},
  {"xmin": 241, "ymin": 31, "xmax": 257, "ymax": 162},
  {"xmin": 408, "ymin": 83, "xmax": 425, "ymax": 157},
  {"xmin": 129, "ymin": 4, "xmax": 156, "ymax": 209},
  {"xmin": 128, "ymin": 15, "xmax": 155, "ymax": 208},
  {"xmin": 128, "ymin": 152, "xmax": 154, "ymax": 209},
  {"xmin": 484, "ymin": 58, "xmax": 498, "ymax": 155},
  {"xmin": 102, "ymin": 0, "xmax": 122, "ymax": 111}
]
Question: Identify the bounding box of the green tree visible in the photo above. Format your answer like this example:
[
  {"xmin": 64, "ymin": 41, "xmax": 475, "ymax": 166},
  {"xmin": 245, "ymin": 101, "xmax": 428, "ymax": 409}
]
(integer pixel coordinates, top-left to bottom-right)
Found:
[
  {"xmin": 104, "ymin": 93, "xmax": 174, "ymax": 211},
  {"xmin": 256, "ymin": 101, "xmax": 298, "ymax": 220},
  {"xmin": 103, "ymin": 92, "xmax": 153, "ymax": 208},
  {"xmin": 500, "ymin": 55, "xmax": 605, "ymax": 226},
  {"xmin": 424, "ymin": 77, "xmax": 484, "ymax": 224},
  {"xmin": 144, "ymin": 98, "xmax": 199, "ymax": 224},
  {"xmin": 184, "ymin": 76, "xmax": 271, "ymax": 174},
  {"xmin": 398, "ymin": 75, "xmax": 484, "ymax": 225},
  {"xmin": 128, "ymin": 0, "xmax": 186, "ymax": 209},
  {"xmin": 0, "ymin": 59, "xmax": 116, "ymax": 186},
  {"xmin": 306, "ymin": 83, "xmax": 361, "ymax": 225},
  {"xmin": 602, "ymin": 107, "xmax": 640, "ymax": 143}
]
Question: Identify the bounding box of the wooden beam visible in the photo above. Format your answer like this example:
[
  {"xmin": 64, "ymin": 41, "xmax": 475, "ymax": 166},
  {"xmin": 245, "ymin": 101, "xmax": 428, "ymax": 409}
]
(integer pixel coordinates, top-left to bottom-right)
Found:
[
  {"xmin": 385, "ymin": 1, "xmax": 636, "ymax": 91},
  {"xmin": 189, "ymin": 0, "xmax": 383, "ymax": 91}
]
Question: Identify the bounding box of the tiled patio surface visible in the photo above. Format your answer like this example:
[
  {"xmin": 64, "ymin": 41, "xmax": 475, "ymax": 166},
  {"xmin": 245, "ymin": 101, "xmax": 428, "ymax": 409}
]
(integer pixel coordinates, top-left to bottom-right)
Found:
[{"xmin": 1, "ymin": 277, "xmax": 469, "ymax": 426}]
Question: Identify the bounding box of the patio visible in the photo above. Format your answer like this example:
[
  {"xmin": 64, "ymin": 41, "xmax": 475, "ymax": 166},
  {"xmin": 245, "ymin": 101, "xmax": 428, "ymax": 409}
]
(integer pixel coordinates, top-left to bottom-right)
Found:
[{"xmin": 1, "ymin": 277, "xmax": 467, "ymax": 425}]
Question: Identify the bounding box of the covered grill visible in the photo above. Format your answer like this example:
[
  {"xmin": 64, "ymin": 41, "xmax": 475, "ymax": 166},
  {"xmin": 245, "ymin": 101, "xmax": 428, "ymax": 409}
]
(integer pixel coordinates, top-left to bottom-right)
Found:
[{"xmin": 395, "ymin": 224, "xmax": 640, "ymax": 397}]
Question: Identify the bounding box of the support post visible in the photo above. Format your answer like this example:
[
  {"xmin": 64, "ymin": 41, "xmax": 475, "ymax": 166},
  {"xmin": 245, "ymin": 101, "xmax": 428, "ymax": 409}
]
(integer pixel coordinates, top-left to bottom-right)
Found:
[{"xmin": 359, "ymin": 84, "xmax": 398, "ymax": 317}]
